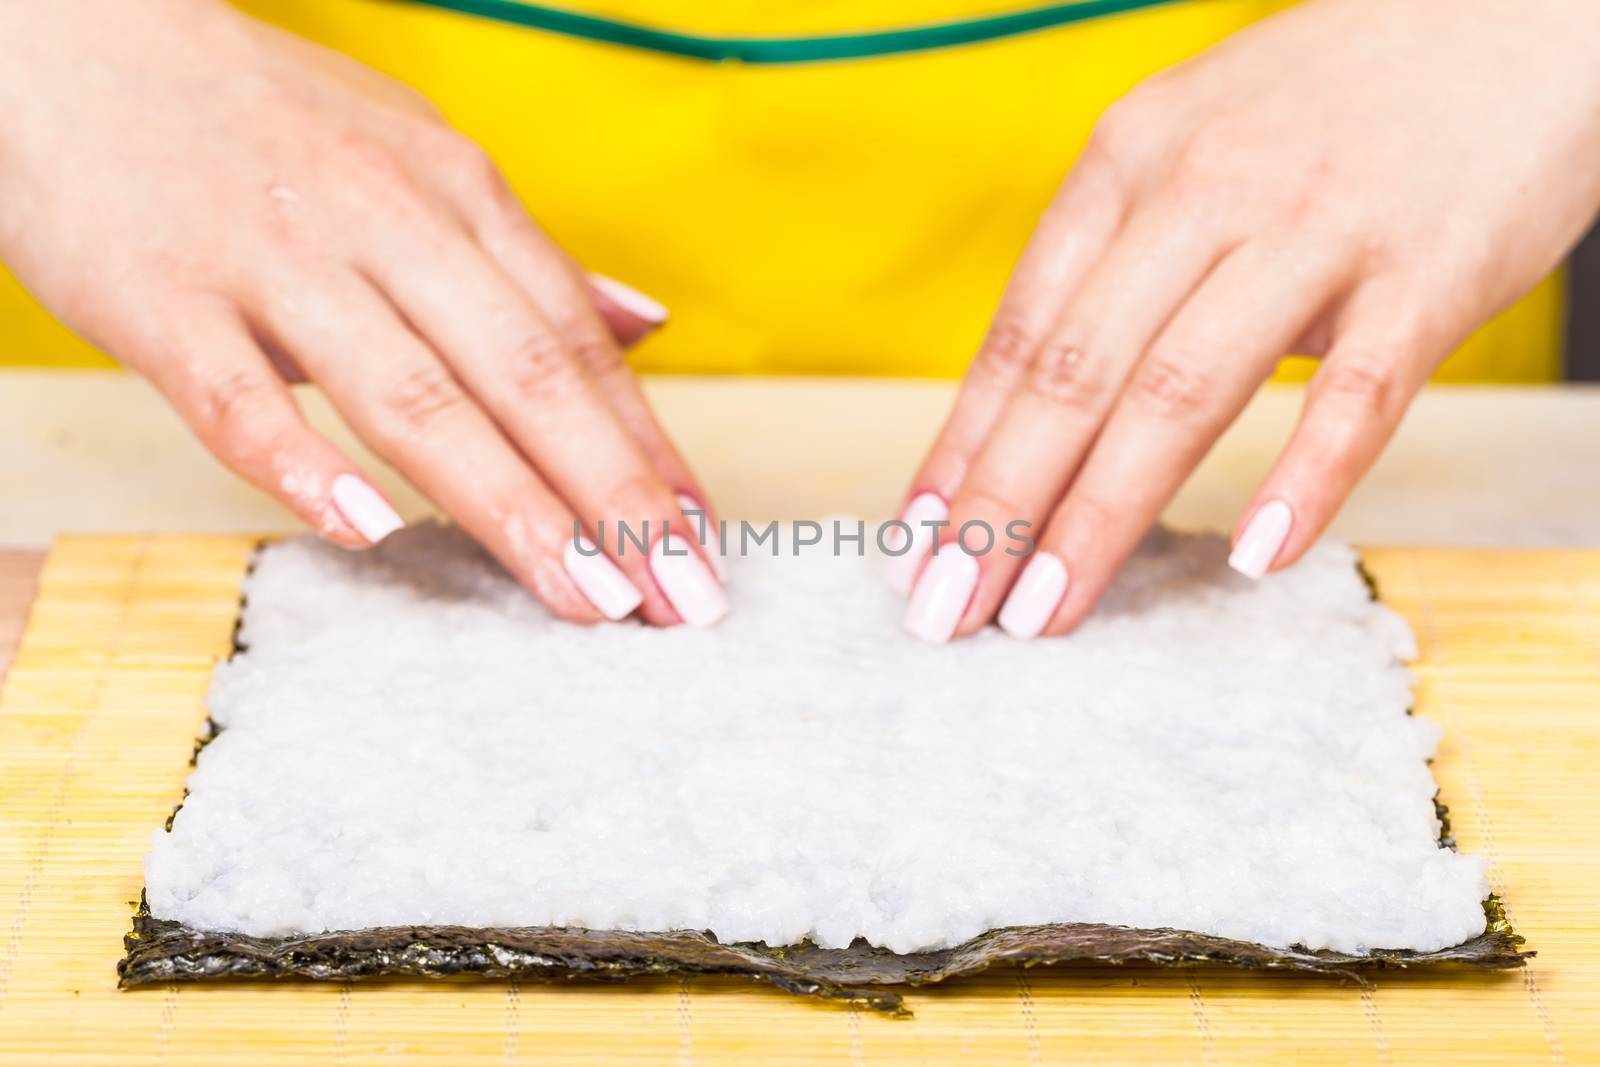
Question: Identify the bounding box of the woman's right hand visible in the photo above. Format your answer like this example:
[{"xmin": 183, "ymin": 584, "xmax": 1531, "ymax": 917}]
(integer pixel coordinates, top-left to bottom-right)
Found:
[{"xmin": 0, "ymin": 0, "xmax": 727, "ymax": 626}]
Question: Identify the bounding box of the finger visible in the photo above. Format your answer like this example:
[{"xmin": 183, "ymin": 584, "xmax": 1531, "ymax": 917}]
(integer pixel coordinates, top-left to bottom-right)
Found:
[
  {"xmin": 1014, "ymin": 240, "xmax": 1350, "ymax": 638},
  {"xmin": 1227, "ymin": 282, "xmax": 1444, "ymax": 578},
  {"xmin": 273, "ymin": 270, "xmax": 663, "ymax": 359},
  {"xmin": 425, "ymin": 140, "xmax": 709, "ymax": 510},
  {"xmin": 889, "ymin": 151, "xmax": 1126, "ymax": 582},
  {"xmin": 417, "ymin": 132, "xmax": 646, "ymax": 349},
  {"xmin": 135, "ymin": 297, "xmax": 398, "ymax": 549},
  {"xmin": 517, "ymin": 261, "xmax": 710, "ymax": 522},
  {"xmin": 504, "ymin": 250, "xmax": 712, "ymax": 525},
  {"xmin": 249, "ymin": 268, "xmax": 644, "ymax": 624},
  {"xmin": 354, "ymin": 225, "xmax": 725, "ymax": 625},
  {"xmin": 555, "ymin": 268, "xmax": 725, "ymax": 572},
  {"xmin": 904, "ymin": 195, "xmax": 1228, "ymax": 642},
  {"xmin": 586, "ymin": 272, "xmax": 668, "ymax": 348}
]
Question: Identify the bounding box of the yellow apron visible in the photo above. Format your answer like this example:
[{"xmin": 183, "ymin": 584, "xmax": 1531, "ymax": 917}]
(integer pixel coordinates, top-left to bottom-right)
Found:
[{"xmin": 0, "ymin": 0, "xmax": 1563, "ymax": 380}]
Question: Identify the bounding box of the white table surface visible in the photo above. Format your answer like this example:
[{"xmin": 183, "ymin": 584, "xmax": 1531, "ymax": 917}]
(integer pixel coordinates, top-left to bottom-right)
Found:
[{"xmin": 3, "ymin": 370, "xmax": 1597, "ymax": 548}]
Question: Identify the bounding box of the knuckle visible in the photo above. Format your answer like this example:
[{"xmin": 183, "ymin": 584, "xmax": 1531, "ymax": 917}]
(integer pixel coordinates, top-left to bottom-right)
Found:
[
  {"xmin": 1279, "ymin": 156, "xmax": 1341, "ymax": 227},
  {"xmin": 440, "ymin": 133, "xmax": 504, "ymax": 194},
  {"xmin": 377, "ymin": 363, "xmax": 471, "ymax": 437},
  {"xmin": 1064, "ymin": 486, "xmax": 1122, "ymax": 535},
  {"xmin": 1024, "ymin": 339, "xmax": 1105, "ymax": 411},
  {"xmin": 505, "ymin": 330, "xmax": 585, "ymax": 404},
  {"xmin": 342, "ymin": 139, "xmax": 428, "ymax": 219},
  {"xmin": 564, "ymin": 329, "xmax": 626, "ymax": 376},
  {"xmin": 1086, "ymin": 90, "xmax": 1161, "ymax": 175},
  {"xmin": 428, "ymin": 129, "xmax": 522, "ymax": 222},
  {"xmin": 1126, "ymin": 352, "xmax": 1215, "ymax": 420},
  {"xmin": 952, "ymin": 488, "xmax": 1025, "ymax": 543},
  {"xmin": 1062, "ymin": 489, "xmax": 1126, "ymax": 547},
  {"xmin": 1084, "ymin": 109, "xmax": 1131, "ymax": 165},
  {"xmin": 190, "ymin": 369, "xmax": 279, "ymax": 462},
  {"xmin": 973, "ymin": 312, "xmax": 1038, "ymax": 377},
  {"xmin": 336, "ymin": 134, "xmax": 397, "ymax": 179},
  {"xmin": 1314, "ymin": 355, "xmax": 1397, "ymax": 417},
  {"xmin": 601, "ymin": 473, "xmax": 667, "ymax": 529},
  {"xmin": 1170, "ymin": 118, "xmax": 1254, "ymax": 195},
  {"xmin": 1262, "ymin": 164, "xmax": 1366, "ymax": 258},
  {"xmin": 1069, "ymin": 136, "xmax": 1129, "ymax": 210}
]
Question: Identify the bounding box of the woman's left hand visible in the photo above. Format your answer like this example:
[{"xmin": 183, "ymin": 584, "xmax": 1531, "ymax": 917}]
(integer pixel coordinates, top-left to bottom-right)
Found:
[{"xmin": 894, "ymin": 0, "xmax": 1600, "ymax": 643}]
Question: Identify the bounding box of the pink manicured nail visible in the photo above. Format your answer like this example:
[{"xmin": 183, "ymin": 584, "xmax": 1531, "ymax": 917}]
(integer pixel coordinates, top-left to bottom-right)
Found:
[
  {"xmin": 589, "ymin": 272, "xmax": 669, "ymax": 324},
  {"xmin": 998, "ymin": 553, "xmax": 1069, "ymax": 639},
  {"xmin": 563, "ymin": 537, "xmax": 643, "ymax": 620},
  {"xmin": 651, "ymin": 535, "xmax": 729, "ymax": 626},
  {"xmin": 885, "ymin": 492, "xmax": 949, "ymax": 594},
  {"xmin": 331, "ymin": 474, "xmax": 404, "ymax": 545},
  {"xmin": 1229, "ymin": 499, "xmax": 1293, "ymax": 579},
  {"xmin": 903, "ymin": 548, "xmax": 979, "ymax": 644},
  {"xmin": 677, "ymin": 493, "xmax": 726, "ymax": 580}
]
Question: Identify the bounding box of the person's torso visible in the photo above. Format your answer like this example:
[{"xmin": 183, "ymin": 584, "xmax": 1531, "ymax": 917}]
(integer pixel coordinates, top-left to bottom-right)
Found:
[{"xmin": 0, "ymin": 0, "xmax": 1563, "ymax": 380}]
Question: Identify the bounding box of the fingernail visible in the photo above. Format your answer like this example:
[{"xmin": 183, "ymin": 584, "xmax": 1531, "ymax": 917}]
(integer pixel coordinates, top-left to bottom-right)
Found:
[
  {"xmin": 589, "ymin": 272, "xmax": 669, "ymax": 324},
  {"xmin": 1228, "ymin": 499, "xmax": 1293, "ymax": 579},
  {"xmin": 331, "ymin": 474, "xmax": 404, "ymax": 545},
  {"xmin": 903, "ymin": 548, "xmax": 979, "ymax": 644},
  {"xmin": 884, "ymin": 492, "xmax": 949, "ymax": 594},
  {"xmin": 677, "ymin": 492, "xmax": 726, "ymax": 580},
  {"xmin": 563, "ymin": 537, "xmax": 644, "ymax": 621},
  {"xmin": 998, "ymin": 552, "xmax": 1069, "ymax": 639},
  {"xmin": 651, "ymin": 535, "xmax": 729, "ymax": 626}
]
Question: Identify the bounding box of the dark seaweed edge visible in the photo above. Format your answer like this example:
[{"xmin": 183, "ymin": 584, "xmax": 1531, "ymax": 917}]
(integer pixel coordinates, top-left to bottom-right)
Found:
[
  {"xmin": 119, "ymin": 544, "xmax": 1530, "ymax": 1013},
  {"xmin": 117, "ymin": 897, "xmax": 1527, "ymax": 1015}
]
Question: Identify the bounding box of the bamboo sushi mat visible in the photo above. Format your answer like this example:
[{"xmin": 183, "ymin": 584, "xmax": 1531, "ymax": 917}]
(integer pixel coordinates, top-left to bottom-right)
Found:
[{"xmin": 2, "ymin": 536, "xmax": 1598, "ymax": 1066}]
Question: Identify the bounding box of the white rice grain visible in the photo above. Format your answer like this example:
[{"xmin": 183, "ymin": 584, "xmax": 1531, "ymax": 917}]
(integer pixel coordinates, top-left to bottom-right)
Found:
[{"xmin": 145, "ymin": 522, "xmax": 1488, "ymax": 955}]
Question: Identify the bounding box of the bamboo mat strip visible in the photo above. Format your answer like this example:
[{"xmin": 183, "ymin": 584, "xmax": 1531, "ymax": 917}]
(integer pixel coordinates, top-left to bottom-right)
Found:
[
  {"xmin": 0, "ymin": 550, "xmax": 44, "ymax": 690},
  {"xmin": 0, "ymin": 537, "xmax": 1596, "ymax": 1065}
]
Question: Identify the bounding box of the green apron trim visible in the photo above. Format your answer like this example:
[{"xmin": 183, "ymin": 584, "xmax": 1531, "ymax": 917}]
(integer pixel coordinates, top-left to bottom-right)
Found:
[{"xmin": 394, "ymin": 0, "xmax": 1188, "ymax": 63}]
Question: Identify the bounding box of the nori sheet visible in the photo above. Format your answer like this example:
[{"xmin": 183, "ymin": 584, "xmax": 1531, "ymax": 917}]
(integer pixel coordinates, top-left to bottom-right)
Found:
[
  {"xmin": 118, "ymin": 551, "xmax": 1531, "ymax": 1013},
  {"xmin": 119, "ymin": 898, "xmax": 1527, "ymax": 1014}
]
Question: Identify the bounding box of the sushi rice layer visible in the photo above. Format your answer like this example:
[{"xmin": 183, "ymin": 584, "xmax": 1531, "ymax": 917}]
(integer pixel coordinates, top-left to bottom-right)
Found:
[{"xmin": 145, "ymin": 522, "xmax": 1489, "ymax": 956}]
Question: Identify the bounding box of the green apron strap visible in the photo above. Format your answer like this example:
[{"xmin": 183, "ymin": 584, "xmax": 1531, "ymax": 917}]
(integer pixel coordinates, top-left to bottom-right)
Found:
[{"xmin": 393, "ymin": 0, "xmax": 1188, "ymax": 64}]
